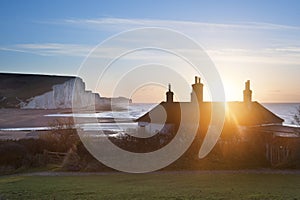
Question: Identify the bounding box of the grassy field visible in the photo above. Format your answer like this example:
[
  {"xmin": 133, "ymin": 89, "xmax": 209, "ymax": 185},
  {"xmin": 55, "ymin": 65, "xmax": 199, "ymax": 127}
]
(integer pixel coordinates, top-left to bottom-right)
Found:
[{"xmin": 0, "ymin": 172, "xmax": 300, "ymax": 200}]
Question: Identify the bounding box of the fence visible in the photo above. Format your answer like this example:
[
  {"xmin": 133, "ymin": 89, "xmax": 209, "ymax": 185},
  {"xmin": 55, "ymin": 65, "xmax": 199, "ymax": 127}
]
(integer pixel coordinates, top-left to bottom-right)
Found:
[{"xmin": 43, "ymin": 150, "xmax": 67, "ymax": 164}]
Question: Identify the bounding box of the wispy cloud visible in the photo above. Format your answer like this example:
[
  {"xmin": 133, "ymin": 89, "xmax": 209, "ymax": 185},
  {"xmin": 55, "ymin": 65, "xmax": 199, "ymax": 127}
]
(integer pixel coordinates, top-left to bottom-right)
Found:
[
  {"xmin": 0, "ymin": 43, "xmax": 167, "ymax": 60},
  {"xmin": 207, "ymin": 47, "xmax": 300, "ymax": 65},
  {"xmin": 59, "ymin": 17, "xmax": 300, "ymax": 53},
  {"xmin": 2, "ymin": 42, "xmax": 300, "ymax": 66},
  {"xmin": 2, "ymin": 17, "xmax": 300, "ymax": 66},
  {"xmin": 63, "ymin": 17, "xmax": 300, "ymax": 31},
  {"xmin": 0, "ymin": 43, "xmax": 92, "ymax": 57}
]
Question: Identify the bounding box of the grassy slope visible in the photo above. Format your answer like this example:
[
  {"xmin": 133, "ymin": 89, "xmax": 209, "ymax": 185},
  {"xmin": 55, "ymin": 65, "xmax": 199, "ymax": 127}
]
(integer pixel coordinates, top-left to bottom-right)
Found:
[{"xmin": 0, "ymin": 173, "xmax": 299, "ymax": 200}]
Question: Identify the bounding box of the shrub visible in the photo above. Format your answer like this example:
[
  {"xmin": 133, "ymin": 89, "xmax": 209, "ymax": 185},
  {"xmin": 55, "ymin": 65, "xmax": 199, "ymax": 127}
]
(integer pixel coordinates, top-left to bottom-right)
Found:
[{"xmin": 0, "ymin": 141, "xmax": 27, "ymax": 168}]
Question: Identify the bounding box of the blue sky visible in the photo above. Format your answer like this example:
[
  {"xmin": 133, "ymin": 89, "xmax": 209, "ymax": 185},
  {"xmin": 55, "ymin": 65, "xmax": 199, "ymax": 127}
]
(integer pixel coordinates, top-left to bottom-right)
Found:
[{"xmin": 0, "ymin": 0, "xmax": 300, "ymax": 102}]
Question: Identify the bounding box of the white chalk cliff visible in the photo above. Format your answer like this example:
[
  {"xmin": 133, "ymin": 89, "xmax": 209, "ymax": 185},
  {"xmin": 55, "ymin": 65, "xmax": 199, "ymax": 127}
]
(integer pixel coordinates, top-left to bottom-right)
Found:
[{"xmin": 22, "ymin": 78, "xmax": 100, "ymax": 109}]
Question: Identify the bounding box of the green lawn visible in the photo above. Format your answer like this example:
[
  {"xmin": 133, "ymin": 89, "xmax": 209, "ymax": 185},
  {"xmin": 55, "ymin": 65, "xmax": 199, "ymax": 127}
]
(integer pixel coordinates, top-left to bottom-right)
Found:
[{"xmin": 0, "ymin": 172, "xmax": 299, "ymax": 200}]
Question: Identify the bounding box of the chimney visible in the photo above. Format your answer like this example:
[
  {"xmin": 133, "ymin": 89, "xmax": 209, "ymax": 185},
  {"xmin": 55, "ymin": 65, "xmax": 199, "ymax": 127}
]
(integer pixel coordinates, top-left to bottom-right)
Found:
[
  {"xmin": 166, "ymin": 83, "xmax": 174, "ymax": 103},
  {"xmin": 243, "ymin": 80, "xmax": 252, "ymax": 104},
  {"xmin": 191, "ymin": 76, "xmax": 203, "ymax": 103}
]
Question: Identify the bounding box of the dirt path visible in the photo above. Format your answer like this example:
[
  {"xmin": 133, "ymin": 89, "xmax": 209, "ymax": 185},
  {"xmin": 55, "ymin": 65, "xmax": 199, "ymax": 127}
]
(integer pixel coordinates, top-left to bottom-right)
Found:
[{"xmin": 5, "ymin": 169, "xmax": 300, "ymax": 177}]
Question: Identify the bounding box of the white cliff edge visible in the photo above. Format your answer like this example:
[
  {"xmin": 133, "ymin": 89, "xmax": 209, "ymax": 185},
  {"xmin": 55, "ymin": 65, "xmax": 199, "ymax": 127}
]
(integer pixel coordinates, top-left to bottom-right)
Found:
[{"xmin": 21, "ymin": 78, "xmax": 99, "ymax": 109}]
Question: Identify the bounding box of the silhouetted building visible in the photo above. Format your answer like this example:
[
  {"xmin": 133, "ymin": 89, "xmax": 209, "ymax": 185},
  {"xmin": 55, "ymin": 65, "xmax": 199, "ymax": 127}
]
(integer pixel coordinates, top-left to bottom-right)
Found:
[
  {"xmin": 136, "ymin": 76, "xmax": 300, "ymax": 167},
  {"xmin": 137, "ymin": 76, "xmax": 283, "ymax": 128},
  {"xmin": 166, "ymin": 83, "xmax": 174, "ymax": 103}
]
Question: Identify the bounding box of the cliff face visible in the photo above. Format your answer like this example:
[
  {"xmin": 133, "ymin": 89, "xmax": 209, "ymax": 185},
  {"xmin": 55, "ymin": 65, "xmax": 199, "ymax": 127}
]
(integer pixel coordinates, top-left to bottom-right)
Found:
[
  {"xmin": 0, "ymin": 73, "xmax": 73, "ymax": 108},
  {"xmin": 22, "ymin": 78, "xmax": 99, "ymax": 109},
  {"xmin": 0, "ymin": 73, "xmax": 130, "ymax": 109}
]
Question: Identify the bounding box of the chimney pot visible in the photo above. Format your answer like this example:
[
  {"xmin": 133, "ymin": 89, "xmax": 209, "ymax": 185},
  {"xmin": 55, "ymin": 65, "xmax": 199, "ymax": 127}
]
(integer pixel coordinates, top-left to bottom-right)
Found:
[{"xmin": 243, "ymin": 80, "xmax": 252, "ymax": 103}]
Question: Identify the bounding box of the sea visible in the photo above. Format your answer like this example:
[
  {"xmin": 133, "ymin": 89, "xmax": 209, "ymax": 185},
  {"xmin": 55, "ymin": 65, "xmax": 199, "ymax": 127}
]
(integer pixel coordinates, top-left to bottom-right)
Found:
[
  {"xmin": 99, "ymin": 103, "xmax": 300, "ymax": 126},
  {"xmin": 1, "ymin": 103, "xmax": 300, "ymax": 132},
  {"xmin": 38, "ymin": 103, "xmax": 300, "ymax": 132},
  {"xmin": 262, "ymin": 103, "xmax": 300, "ymax": 126}
]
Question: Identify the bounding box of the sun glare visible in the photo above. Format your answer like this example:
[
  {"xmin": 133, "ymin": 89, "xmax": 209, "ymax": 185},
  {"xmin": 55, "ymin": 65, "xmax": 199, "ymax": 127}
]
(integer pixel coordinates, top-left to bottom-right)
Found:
[{"xmin": 130, "ymin": 84, "xmax": 178, "ymax": 103}]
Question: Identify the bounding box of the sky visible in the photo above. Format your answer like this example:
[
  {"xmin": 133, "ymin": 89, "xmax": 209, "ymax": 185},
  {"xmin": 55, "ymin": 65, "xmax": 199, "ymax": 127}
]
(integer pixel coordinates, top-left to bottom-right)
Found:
[{"xmin": 0, "ymin": 0, "xmax": 300, "ymax": 103}]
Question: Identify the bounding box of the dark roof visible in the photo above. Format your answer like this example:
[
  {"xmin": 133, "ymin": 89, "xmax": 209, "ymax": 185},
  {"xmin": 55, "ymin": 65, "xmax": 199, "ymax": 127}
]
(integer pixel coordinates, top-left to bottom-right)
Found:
[{"xmin": 136, "ymin": 101, "xmax": 284, "ymax": 126}]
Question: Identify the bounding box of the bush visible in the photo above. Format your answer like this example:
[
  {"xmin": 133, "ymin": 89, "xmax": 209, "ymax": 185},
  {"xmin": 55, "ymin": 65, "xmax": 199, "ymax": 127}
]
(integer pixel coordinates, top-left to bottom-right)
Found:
[
  {"xmin": 0, "ymin": 141, "xmax": 27, "ymax": 168},
  {"xmin": 41, "ymin": 118, "xmax": 79, "ymax": 152}
]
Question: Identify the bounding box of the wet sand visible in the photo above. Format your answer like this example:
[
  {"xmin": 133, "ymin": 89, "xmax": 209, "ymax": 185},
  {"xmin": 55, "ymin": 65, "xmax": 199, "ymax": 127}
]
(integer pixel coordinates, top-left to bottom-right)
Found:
[
  {"xmin": 0, "ymin": 108, "xmax": 72, "ymax": 128},
  {"xmin": 0, "ymin": 108, "xmax": 132, "ymax": 140},
  {"xmin": 0, "ymin": 130, "xmax": 50, "ymax": 140}
]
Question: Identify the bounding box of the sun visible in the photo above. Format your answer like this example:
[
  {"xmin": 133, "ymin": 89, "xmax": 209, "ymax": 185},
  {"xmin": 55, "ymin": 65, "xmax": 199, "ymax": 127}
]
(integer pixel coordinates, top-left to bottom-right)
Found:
[{"xmin": 222, "ymin": 80, "xmax": 244, "ymax": 102}]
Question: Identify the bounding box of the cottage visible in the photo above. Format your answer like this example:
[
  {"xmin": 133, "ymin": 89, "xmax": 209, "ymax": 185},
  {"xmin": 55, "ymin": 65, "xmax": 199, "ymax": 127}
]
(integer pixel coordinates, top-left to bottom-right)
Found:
[
  {"xmin": 136, "ymin": 77, "xmax": 283, "ymax": 134},
  {"xmin": 136, "ymin": 76, "xmax": 300, "ymax": 167}
]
